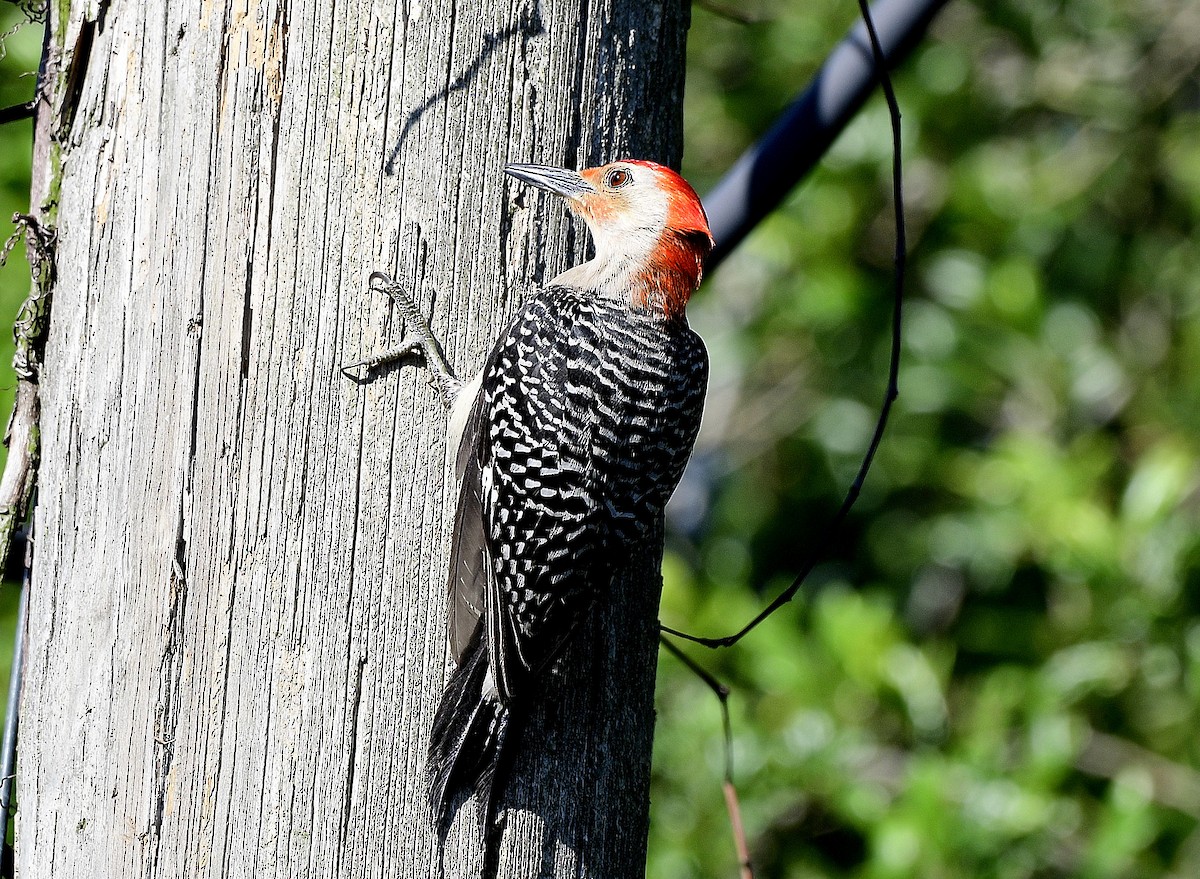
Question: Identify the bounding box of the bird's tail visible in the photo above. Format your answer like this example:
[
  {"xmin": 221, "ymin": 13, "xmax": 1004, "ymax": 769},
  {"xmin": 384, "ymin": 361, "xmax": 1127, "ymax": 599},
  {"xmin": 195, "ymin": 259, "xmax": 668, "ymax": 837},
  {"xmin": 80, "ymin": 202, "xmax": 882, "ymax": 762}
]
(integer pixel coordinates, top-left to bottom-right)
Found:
[{"xmin": 427, "ymin": 627, "xmax": 512, "ymax": 829}]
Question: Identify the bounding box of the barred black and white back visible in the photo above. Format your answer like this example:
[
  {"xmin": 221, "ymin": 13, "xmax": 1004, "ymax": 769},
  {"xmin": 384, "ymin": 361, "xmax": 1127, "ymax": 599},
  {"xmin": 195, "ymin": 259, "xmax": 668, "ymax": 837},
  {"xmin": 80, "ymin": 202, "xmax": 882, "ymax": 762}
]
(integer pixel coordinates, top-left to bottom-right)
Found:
[{"xmin": 427, "ymin": 282, "xmax": 707, "ymax": 825}]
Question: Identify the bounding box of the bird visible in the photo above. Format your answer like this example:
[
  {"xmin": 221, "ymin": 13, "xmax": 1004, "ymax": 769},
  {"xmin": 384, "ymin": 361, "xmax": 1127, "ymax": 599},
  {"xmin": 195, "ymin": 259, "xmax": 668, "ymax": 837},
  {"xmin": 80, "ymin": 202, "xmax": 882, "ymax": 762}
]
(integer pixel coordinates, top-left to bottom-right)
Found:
[{"xmin": 347, "ymin": 158, "xmax": 713, "ymax": 870}]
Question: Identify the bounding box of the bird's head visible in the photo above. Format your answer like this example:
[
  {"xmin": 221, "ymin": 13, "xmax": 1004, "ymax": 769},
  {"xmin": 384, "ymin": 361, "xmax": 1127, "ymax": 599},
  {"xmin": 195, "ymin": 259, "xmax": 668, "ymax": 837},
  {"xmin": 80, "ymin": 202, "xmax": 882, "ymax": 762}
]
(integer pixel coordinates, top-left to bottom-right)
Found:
[{"xmin": 505, "ymin": 159, "xmax": 713, "ymax": 319}]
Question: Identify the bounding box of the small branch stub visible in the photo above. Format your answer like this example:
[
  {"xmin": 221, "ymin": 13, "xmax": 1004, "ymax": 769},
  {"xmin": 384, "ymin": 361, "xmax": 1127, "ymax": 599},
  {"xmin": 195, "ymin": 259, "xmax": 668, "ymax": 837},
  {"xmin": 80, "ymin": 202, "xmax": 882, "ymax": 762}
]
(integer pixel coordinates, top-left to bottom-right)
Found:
[{"xmin": 0, "ymin": 213, "xmax": 56, "ymax": 565}]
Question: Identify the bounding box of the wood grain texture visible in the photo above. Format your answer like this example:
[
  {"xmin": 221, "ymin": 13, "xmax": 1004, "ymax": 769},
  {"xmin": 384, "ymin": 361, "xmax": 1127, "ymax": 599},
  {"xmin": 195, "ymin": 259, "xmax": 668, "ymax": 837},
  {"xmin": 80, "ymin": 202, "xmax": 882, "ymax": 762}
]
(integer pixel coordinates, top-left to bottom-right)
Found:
[{"xmin": 18, "ymin": 1, "xmax": 689, "ymax": 877}]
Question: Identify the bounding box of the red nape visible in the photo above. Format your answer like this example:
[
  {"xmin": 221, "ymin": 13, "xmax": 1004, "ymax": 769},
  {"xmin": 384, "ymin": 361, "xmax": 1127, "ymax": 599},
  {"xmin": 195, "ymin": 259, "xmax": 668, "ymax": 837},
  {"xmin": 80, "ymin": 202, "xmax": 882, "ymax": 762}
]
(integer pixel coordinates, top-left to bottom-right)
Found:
[{"xmin": 632, "ymin": 229, "xmax": 713, "ymax": 319}]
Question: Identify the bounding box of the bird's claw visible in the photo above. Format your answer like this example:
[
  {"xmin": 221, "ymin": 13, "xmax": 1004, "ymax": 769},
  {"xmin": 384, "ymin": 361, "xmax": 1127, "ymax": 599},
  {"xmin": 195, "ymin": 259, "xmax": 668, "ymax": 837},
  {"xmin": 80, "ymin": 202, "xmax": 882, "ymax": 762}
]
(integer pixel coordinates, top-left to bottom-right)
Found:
[{"xmin": 368, "ymin": 271, "xmax": 400, "ymax": 298}]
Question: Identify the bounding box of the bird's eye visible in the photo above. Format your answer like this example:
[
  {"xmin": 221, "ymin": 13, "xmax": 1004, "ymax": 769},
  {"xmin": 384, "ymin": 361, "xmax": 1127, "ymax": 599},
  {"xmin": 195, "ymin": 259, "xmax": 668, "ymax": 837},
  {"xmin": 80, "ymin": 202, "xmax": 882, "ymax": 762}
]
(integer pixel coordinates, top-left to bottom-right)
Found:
[{"xmin": 605, "ymin": 168, "xmax": 632, "ymax": 189}]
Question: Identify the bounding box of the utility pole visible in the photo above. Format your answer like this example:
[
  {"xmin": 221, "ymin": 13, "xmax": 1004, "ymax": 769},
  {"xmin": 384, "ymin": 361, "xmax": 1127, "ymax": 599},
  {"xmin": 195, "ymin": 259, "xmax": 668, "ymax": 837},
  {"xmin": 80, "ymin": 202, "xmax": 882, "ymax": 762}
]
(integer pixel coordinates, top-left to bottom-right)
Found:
[{"xmin": 18, "ymin": 3, "xmax": 689, "ymax": 877}]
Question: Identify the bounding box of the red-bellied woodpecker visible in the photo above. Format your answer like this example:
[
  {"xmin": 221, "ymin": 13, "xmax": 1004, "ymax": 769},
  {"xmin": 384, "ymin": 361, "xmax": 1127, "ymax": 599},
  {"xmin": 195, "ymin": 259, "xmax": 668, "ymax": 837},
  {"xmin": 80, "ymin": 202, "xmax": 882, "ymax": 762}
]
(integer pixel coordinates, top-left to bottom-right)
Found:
[{"xmin": 348, "ymin": 159, "xmax": 712, "ymax": 862}]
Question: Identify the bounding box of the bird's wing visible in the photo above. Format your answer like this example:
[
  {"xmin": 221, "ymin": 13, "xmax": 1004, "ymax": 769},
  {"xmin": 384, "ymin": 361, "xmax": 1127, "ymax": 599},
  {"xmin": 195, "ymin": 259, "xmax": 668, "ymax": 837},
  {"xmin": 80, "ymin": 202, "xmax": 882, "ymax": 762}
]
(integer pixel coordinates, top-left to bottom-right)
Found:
[
  {"xmin": 476, "ymin": 292, "xmax": 613, "ymax": 703},
  {"xmin": 446, "ymin": 384, "xmax": 489, "ymax": 665}
]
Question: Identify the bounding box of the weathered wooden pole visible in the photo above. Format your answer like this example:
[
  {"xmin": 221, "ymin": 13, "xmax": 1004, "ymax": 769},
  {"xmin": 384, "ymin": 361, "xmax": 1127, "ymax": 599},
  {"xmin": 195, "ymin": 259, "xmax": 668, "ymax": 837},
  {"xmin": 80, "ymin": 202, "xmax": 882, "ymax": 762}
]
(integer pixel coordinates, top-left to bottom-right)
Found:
[{"xmin": 18, "ymin": 2, "xmax": 689, "ymax": 877}]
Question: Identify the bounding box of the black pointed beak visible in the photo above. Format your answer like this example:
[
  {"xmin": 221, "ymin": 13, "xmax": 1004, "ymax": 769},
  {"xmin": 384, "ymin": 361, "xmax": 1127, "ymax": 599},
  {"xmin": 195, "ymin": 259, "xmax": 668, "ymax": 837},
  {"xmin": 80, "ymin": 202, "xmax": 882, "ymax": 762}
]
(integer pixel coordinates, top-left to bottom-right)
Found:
[{"xmin": 504, "ymin": 163, "xmax": 595, "ymax": 199}]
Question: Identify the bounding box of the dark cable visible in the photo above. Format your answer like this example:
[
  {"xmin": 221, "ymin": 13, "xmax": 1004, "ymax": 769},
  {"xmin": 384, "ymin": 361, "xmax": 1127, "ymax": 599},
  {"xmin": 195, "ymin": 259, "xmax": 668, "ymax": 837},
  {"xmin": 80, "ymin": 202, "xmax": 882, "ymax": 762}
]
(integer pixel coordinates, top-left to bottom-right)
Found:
[{"xmin": 702, "ymin": 0, "xmax": 946, "ymax": 272}]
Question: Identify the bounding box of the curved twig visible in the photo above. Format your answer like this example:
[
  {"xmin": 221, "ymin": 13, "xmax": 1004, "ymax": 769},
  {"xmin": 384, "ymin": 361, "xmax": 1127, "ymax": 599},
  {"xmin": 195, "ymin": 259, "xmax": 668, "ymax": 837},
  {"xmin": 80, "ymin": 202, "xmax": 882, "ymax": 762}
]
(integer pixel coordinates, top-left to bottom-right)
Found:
[{"xmin": 659, "ymin": 635, "xmax": 754, "ymax": 879}]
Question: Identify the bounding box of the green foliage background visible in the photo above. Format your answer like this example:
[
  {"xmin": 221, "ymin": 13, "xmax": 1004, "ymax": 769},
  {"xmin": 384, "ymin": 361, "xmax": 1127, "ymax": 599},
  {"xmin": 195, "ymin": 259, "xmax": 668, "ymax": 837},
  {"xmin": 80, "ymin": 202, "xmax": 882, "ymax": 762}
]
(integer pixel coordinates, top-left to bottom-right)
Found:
[
  {"xmin": 654, "ymin": 1, "xmax": 1200, "ymax": 877},
  {"xmin": 1, "ymin": 1, "xmax": 1198, "ymax": 876}
]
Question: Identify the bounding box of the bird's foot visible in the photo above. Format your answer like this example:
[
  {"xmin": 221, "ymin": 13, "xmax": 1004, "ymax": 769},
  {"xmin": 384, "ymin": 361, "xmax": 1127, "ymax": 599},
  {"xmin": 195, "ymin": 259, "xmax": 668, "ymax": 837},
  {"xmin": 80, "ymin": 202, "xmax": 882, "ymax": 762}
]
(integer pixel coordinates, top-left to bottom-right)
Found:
[{"xmin": 341, "ymin": 272, "xmax": 461, "ymax": 407}]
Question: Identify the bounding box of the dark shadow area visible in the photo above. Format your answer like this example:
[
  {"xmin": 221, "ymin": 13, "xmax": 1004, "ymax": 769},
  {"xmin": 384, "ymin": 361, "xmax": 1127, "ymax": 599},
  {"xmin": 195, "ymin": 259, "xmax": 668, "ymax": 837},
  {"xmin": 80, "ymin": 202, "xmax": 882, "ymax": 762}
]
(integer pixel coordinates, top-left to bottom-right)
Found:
[{"xmin": 384, "ymin": 8, "xmax": 544, "ymax": 175}]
